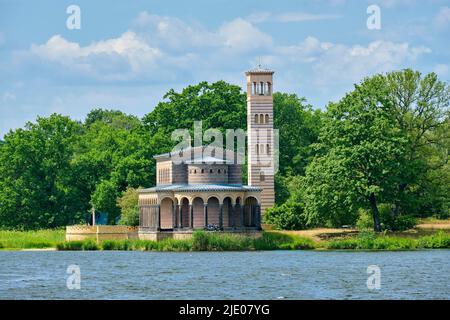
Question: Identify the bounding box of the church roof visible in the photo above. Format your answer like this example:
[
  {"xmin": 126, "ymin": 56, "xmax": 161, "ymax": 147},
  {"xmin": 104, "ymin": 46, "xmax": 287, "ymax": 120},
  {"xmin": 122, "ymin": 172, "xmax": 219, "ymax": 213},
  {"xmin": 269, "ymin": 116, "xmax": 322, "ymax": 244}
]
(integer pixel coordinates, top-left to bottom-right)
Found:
[
  {"xmin": 139, "ymin": 184, "xmax": 262, "ymax": 193},
  {"xmin": 185, "ymin": 155, "xmax": 232, "ymax": 164}
]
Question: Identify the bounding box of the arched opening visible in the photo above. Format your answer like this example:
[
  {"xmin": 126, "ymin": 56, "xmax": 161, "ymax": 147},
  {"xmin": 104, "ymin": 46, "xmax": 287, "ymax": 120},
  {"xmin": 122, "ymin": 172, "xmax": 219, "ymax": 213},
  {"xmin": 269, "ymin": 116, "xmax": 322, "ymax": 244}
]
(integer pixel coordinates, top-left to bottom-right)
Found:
[
  {"xmin": 266, "ymin": 143, "xmax": 270, "ymax": 154},
  {"xmin": 255, "ymin": 114, "xmax": 259, "ymax": 124},
  {"xmin": 160, "ymin": 197, "xmax": 174, "ymax": 229},
  {"xmin": 192, "ymin": 197, "xmax": 205, "ymax": 228},
  {"xmin": 260, "ymin": 82, "xmax": 264, "ymax": 95},
  {"xmin": 223, "ymin": 197, "xmax": 233, "ymax": 228},
  {"xmin": 267, "ymin": 82, "xmax": 271, "ymax": 95},
  {"xmin": 265, "ymin": 114, "xmax": 269, "ymax": 123},
  {"xmin": 180, "ymin": 197, "xmax": 190, "ymax": 228},
  {"xmin": 244, "ymin": 197, "xmax": 259, "ymax": 227},
  {"xmin": 259, "ymin": 114, "xmax": 264, "ymax": 124},
  {"xmin": 206, "ymin": 197, "xmax": 220, "ymax": 227}
]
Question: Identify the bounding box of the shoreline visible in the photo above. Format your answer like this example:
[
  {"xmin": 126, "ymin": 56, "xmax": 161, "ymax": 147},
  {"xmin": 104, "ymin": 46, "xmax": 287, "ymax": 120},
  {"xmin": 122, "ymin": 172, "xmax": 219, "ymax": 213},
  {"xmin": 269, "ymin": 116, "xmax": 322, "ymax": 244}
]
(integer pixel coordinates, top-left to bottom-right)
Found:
[{"xmin": 1, "ymin": 226, "xmax": 450, "ymax": 252}]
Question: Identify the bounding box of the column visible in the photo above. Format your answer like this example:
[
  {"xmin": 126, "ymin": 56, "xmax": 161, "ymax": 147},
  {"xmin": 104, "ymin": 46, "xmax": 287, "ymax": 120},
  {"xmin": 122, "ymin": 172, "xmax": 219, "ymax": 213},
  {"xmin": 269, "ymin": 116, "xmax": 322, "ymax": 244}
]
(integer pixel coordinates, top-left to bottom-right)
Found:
[
  {"xmin": 172, "ymin": 203, "xmax": 176, "ymax": 229},
  {"xmin": 231, "ymin": 204, "xmax": 236, "ymax": 229},
  {"xmin": 203, "ymin": 204, "xmax": 208, "ymax": 228},
  {"xmin": 177, "ymin": 204, "xmax": 182, "ymax": 228},
  {"xmin": 156, "ymin": 205, "xmax": 161, "ymax": 230},
  {"xmin": 256, "ymin": 205, "xmax": 261, "ymax": 229},
  {"xmin": 189, "ymin": 204, "xmax": 193, "ymax": 229},
  {"xmin": 219, "ymin": 204, "xmax": 223, "ymax": 230}
]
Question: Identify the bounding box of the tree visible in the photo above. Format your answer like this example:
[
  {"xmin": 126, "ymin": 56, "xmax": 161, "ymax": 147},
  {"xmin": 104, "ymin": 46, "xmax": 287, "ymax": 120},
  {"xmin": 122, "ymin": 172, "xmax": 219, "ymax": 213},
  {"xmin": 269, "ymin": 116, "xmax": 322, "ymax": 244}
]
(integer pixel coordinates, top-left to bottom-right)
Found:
[
  {"xmin": 385, "ymin": 70, "xmax": 450, "ymax": 217},
  {"xmin": 75, "ymin": 110, "xmax": 153, "ymax": 223},
  {"xmin": 0, "ymin": 114, "xmax": 85, "ymax": 229},
  {"xmin": 303, "ymin": 75, "xmax": 407, "ymax": 231},
  {"xmin": 117, "ymin": 187, "xmax": 139, "ymax": 226}
]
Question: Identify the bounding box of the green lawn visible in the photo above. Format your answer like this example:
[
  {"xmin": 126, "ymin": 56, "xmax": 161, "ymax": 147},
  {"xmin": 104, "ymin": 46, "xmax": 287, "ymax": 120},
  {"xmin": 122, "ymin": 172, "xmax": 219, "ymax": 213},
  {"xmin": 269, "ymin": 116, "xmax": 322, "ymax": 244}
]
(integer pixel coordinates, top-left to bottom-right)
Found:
[
  {"xmin": 1, "ymin": 228, "xmax": 450, "ymax": 251},
  {"xmin": 0, "ymin": 229, "xmax": 65, "ymax": 249}
]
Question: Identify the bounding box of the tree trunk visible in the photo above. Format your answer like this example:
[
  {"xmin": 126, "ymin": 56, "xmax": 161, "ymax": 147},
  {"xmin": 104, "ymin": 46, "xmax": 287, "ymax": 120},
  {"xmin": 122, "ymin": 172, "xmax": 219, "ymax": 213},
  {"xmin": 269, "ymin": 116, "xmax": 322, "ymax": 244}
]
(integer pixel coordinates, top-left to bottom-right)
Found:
[{"xmin": 369, "ymin": 193, "xmax": 382, "ymax": 232}]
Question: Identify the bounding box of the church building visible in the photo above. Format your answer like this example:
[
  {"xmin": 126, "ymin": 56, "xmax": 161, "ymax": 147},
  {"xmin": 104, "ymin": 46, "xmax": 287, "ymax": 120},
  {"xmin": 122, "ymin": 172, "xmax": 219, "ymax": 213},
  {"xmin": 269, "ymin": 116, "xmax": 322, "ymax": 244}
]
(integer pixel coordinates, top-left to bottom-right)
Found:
[{"xmin": 138, "ymin": 68, "xmax": 275, "ymax": 240}]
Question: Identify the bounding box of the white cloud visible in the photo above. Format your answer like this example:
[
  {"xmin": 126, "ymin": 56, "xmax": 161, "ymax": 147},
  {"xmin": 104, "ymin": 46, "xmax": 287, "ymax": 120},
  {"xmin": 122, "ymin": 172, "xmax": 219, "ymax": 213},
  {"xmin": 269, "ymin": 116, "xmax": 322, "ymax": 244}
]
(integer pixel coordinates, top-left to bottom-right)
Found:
[
  {"xmin": 218, "ymin": 18, "xmax": 272, "ymax": 51},
  {"xmin": 30, "ymin": 32, "xmax": 162, "ymax": 80},
  {"xmin": 247, "ymin": 11, "xmax": 341, "ymax": 23}
]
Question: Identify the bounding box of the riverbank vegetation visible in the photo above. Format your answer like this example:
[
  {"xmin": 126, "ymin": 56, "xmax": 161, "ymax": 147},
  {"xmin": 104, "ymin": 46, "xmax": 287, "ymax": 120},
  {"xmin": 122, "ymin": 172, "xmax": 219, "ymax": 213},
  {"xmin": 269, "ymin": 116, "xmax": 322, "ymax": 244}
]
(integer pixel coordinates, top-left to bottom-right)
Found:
[
  {"xmin": 0, "ymin": 69, "xmax": 448, "ymax": 232},
  {"xmin": 0, "ymin": 229, "xmax": 65, "ymax": 249},
  {"xmin": 2, "ymin": 229, "xmax": 450, "ymax": 251}
]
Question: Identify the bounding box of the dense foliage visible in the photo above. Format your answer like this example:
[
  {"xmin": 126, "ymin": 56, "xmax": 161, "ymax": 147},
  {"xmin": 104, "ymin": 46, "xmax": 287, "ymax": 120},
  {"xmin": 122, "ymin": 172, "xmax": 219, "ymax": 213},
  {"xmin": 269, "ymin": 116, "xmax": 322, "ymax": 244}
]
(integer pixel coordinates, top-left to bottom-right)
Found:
[{"xmin": 0, "ymin": 70, "xmax": 448, "ymax": 231}]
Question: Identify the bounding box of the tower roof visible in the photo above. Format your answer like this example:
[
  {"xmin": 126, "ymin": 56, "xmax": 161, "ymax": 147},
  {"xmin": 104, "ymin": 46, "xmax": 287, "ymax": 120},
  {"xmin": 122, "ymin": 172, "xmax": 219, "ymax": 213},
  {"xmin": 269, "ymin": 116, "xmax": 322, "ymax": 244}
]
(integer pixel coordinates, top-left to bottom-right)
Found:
[{"xmin": 245, "ymin": 67, "xmax": 274, "ymax": 75}]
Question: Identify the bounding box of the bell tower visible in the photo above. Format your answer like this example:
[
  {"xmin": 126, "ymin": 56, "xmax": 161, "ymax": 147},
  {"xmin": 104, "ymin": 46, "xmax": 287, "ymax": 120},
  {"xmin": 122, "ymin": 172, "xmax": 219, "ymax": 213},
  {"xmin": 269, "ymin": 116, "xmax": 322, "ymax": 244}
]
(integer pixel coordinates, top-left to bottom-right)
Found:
[{"xmin": 245, "ymin": 67, "xmax": 275, "ymax": 215}]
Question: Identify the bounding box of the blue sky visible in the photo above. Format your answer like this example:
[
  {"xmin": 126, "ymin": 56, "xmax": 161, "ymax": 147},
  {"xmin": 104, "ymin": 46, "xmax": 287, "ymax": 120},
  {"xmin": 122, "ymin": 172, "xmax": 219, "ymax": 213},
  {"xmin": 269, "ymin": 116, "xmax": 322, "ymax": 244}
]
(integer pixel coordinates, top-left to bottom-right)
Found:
[{"xmin": 0, "ymin": 0, "xmax": 449, "ymax": 137}]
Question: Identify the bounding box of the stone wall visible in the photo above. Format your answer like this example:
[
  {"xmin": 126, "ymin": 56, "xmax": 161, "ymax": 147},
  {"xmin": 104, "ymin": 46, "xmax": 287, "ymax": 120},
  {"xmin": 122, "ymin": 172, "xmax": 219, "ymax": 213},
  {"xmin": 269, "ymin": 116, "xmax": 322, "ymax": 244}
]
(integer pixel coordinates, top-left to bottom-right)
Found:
[{"xmin": 66, "ymin": 225, "xmax": 138, "ymax": 241}]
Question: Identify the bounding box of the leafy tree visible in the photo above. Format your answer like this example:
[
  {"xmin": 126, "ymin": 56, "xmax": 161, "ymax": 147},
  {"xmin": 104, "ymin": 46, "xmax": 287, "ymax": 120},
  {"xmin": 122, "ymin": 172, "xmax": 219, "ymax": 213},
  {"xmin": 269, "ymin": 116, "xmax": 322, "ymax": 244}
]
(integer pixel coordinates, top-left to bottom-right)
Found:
[
  {"xmin": 117, "ymin": 187, "xmax": 139, "ymax": 226},
  {"xmin": 75, "ymin": 110, "xmax": 152, "ymax": 223},
  {"xmin": 0, "ymin": 114, "xmax": 85, "ymax": 229},
  {"xmin": 385, "ymin": 70, "xmax": 450, "ymax": 217},
  {"xmin": 303, "ymin": 75, "xmax": 407, "ymax": 231}
]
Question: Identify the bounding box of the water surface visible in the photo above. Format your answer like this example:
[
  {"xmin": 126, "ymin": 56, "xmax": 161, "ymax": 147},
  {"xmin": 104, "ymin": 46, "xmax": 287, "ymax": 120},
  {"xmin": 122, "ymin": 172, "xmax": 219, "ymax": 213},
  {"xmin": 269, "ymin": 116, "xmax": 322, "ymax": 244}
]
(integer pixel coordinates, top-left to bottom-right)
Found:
[{"xmin": 0, "ymin": 250, "xmax": 449, "ymax": 299}]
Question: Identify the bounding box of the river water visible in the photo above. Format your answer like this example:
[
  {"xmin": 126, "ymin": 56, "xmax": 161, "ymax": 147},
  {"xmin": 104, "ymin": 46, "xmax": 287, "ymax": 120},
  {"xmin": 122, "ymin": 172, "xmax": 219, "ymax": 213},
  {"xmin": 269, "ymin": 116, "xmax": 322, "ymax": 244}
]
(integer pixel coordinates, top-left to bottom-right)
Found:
[{"xmin": 0, "ymin": 250, "xmax": 449, "ymax": 299}]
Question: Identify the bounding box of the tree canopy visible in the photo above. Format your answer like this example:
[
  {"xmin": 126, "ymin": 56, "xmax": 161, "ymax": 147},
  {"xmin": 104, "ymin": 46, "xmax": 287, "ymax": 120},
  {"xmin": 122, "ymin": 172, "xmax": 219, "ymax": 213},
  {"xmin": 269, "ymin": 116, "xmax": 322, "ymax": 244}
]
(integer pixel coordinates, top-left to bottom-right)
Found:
[{"xmin": 0, "ymin": 70, "xmax": 448, "ymax": 231}]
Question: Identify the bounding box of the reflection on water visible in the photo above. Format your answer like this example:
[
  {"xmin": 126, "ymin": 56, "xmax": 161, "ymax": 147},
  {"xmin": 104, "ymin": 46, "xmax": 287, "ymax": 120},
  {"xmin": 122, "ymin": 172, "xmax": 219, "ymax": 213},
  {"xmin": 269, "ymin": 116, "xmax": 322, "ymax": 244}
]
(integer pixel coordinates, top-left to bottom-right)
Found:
[{"xmin": 0, "ymin": 250, "xmax": 449, "ymax": 299}]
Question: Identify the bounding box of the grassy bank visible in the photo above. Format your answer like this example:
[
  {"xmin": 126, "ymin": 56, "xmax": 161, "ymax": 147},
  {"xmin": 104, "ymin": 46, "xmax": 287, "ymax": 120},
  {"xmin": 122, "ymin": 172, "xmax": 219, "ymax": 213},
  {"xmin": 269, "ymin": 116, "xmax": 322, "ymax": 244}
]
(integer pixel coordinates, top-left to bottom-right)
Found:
[
  {"xmin": 0, "ymin": 229, "xmax": 65, "ymax": 249},
  {"xmin": 325, "ymin": 231, "xmax": 450, "ymax": 250},
  {"xmin": 1, "ymin": 229, "xmax": 450, "ymax": 251},
  {"xmin": 56, "ymin": 231, "xmax": 317, "ymax": 252}
]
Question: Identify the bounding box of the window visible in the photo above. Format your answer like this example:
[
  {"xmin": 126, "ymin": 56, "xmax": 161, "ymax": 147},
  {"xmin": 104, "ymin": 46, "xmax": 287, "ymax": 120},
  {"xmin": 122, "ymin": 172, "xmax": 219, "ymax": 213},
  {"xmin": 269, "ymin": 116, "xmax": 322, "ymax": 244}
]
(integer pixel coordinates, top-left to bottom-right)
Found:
[
  {"xmin": 201, "ymin": 169, "xmax": 204, "ymax": 173},
  {"xmin": 194, "ymin": 169, "xmax": 197, "ymax": 174},
  {"xmin": 224, "ymin": 169, "xmax": 227, "ymax": 174},
  {"xmin": 260, "ymin": 144, "xmax": 265, "ymax": 154},
  {"xmin": 265, "ymin": 114, "xmax": 269, "ymax": 123},
  {"xmin": 210, "ymin": 169, "xmax": 213, "ymax": 173},
  {"xmin": 218, "ymin": 169, "xmax": 221, "ymax": 174},
  {"xmin": 259, "ymin": 114, "xmax": 264, "ymax": 124},
  {"xmin": 260, "ymin": 82, "xmax": 264, "ymax": 95},
  {"xmin": 260, "ymin": 171, "xmax": 265, "ymax": 182},
  {"xmin": 256, "ymin": 144, "xmax": 259, "ymax": 155}
]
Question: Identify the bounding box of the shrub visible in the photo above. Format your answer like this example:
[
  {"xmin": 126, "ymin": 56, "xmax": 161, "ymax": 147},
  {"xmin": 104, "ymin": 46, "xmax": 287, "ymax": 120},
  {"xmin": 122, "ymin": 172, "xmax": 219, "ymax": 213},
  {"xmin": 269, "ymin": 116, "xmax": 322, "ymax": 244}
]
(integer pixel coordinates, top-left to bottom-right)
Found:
[
  {"xmin": 264, "ymin": 202, "xmax": 308, "ymax": 230},
  {"xmin": 418, "ymin": 231, "xmax": 450, "ymax": 248},
  {"xmin": 117, "ymin": 188, "xmax": 140, "ymax": 226},
  {"xmin": 356, "ymin": 209, "xmax": 373, "ymax": 230},
  {"xmin": 57, "ymin": 241, "xmax": 83, "ymax": 250},
  {"xmin": 81, "ymin": 240, "xmax": 99, "ymax": 250},
  {"xmin": 192, "ymin": 231, "xmax": 209, "ymax": 251}
]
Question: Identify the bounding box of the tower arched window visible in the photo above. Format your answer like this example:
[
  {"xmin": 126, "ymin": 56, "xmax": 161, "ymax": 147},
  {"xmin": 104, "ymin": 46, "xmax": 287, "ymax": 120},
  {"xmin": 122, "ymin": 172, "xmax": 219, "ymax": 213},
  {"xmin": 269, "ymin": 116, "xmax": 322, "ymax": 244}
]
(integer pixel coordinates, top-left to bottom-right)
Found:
[
  {"xmin": 266, "ymin": 144, "xmax": 270, "ymax": 154},
  {"xmin": 256, "ymin": 144, "xmax": 259, "ymax": 155},
  {"xmin": 260, "ymin": 171, "xmax": 265, "ymax": 182},
  {"xmin": 255, "ymin": 114, "xmax": 259, "ymax": 124},
  {"xmin": 260, "ymin": 82, "xmax": 264, "ymax": 95},
  {"xmin": 265, "ymin": 114, "xmax": 269, "ymax": 123},
  {"xmin": 253, "ymin": 82, "xmax": 257, "ymax": 95},
  {"xmin": 267, "ymin": 82, "xmax": 271, "ymax": 95},
  {"xmin": 259, "ymin": 114, "xmax": 264, "ymax": 124}
]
